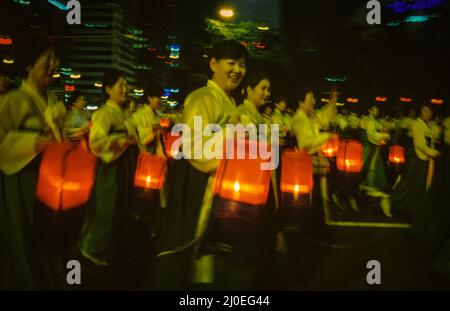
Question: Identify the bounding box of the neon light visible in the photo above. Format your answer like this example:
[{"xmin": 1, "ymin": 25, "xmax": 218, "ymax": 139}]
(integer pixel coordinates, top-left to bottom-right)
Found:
[
  {"xmin": 375, "ymin": 97, "xmax": 387, "ymax": 102},
  {"xmin": 405, "ymin": 15, "xmax": 430, "ymax": 23},
  {"xmin": 47, "ymin": 0, "xmax": 69, "ymax": 11},
  {"xmin": 94, "ymin": 82, "xmax": 102, "ymax": 88},
  {"xmin": 387, "ymin": 0, "xmax": 445, "ymax": 14},
  {"xmin": 431, "ymin": 98, "xmax": 443, "ymax": 105},
  {"xmin": 70, "ymin": 74, "xmax": 81, "ymax": 79},
  {"xmin": 400, "ymin": 97, "xmax": 412, "ymax": 103},
  {"xmin": 2, "ymin": 58, "xmax": 14, "ymax": 64}
]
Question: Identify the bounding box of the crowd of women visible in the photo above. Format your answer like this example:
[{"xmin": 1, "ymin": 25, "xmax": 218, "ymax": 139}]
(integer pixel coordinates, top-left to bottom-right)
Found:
[{"xmin": 1, "ymin": 32, "xmax": 449, "ymax": 290}]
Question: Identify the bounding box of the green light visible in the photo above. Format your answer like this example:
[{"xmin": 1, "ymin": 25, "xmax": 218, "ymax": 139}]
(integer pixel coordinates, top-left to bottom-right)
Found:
[
  {"xmin": 84, "ymin": 24, "xmax": 109, "ymax": 28},
  {"xmin": 404, "ymin": 15, "xmax": 430, "ymax": 23}
]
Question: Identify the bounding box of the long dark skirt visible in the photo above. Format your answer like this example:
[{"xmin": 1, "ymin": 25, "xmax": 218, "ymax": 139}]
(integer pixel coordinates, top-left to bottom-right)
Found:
[
  {"xmin": 411, "ymin": 145, "xmax": 450, "ymax": 249},
  {"xmin": 152, "ymin": 158, "xmax": 210, "ymax": 290},
  {"xmin": 78, "ymin": 146, "xmax": 138, "ymax": 286},
  {"xmin": 360, "ymin": 143, "xmax": 389, "ymax": 192},
  {"xmin": 390, "ymin": 152, "xmax": 429, "ymax": 223},
  {"xmin": 0, "ymin": 156, "xmax": 67, "ymax": 290}
]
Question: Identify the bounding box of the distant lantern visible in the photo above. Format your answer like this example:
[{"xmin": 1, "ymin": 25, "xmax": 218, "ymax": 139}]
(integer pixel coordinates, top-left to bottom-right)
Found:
[
  {"xmin": 389, "ymin": 145, "xmax": 405, "ymax": 164},
  {"xmin": 213, "ymin": 139, "xmax": 272, "ymax": 206},
  {"xmin": 36, "ymin": 141, "xmax": 97, "ymax": 211},
  {"xmin": 134, "ymin": 153, "xmax": 167, "ymax": 190},
  {"xmin": 280, "ymin": 149, "xmax": 313, "ymax": 194},
  {"xmin": 159, "ymin": 118, "xmax": 170, "ymax": 128},
  {"xmin": 336, "ymin": 139, "xmax": 363, "ymax": 173},
  {"xmin": 322, "ymin": 134, "xmax": 339, "ymax": 157}
]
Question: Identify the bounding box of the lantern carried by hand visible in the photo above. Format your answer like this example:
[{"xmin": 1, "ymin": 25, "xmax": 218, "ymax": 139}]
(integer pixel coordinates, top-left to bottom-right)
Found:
[
  {"xmin": 36, "ymin": 141, "xmax": 97, "ymax": 211},
  {"xmin": 213, "ymin": 139, "xmax": 272, "ymax": 206},
  {"xmin": 164, "ymin": 131, "xmax": 181, "ymax": 159},
  {"xmin": 134, "ymin": 153, "xmax": 167, "ymax": 189},
  {"xmin": 322, "ymin": 134, "xmax": 339, "ymax": 157},
  {"xmin": 389, "ymin": 145, "xmax": 405, "ymax": 164},
  {"xmin": 281, "ymin": 149, "xmax": 313, "ymax": 195},
  {"xmin": 336, "ymin": 139, "xmax": 363, "ymax": 173}
]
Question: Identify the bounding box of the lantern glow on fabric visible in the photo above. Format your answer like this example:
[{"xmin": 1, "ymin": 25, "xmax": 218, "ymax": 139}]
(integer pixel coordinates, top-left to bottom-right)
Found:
[
  {"xmin": 389, "ymin": 145, "xmax": 405, "ymax": 164},
  {"xmin": 213, "ymin": 139, "xmax": 272, "ymax": 206},
  {"xmin": 336, "ymin": 139, "xmax": 363, "ymax": 173},
  {"xmin": 322, "ymin": 134, "xmax": 339, "ymax": 157},
  {"xmin": 281, "ymin": 149, "xmax": 313, "ymax": 194},
  {"xmin": 36, "ymin": 141, "xmax": 97, "ymax": 211},
  {"xmin": 134, "ymin": 153, "xmax": 167, "ymax": 189}
]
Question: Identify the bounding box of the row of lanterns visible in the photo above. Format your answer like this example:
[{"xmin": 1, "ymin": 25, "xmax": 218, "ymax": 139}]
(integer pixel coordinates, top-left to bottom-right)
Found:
[{"xmin": 35, "ymin": 124, "xmax": 406, "ymax": 214}]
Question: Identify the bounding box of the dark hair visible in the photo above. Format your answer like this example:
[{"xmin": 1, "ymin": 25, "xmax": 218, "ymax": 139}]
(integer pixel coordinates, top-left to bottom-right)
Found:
[
  {"xmin": 274, "ymin": 96, "xmax": 287, "ymax": 104},
  {"xmin": 208, "ymin": 40, "xmax": 248, "ymax": 64},
  {"xmin": 294, "ymin": 86, "xmax": 315, "ymax": 103},
  {"xmin": 69, "ymin": 91, "xmax": 86, "ymax": 106},
  {"xmin": 242, "ymin": 72, "xmax": 270, "ymax": 98},
  {"xmin": 207, "ymin": 40, "xmax": 248, "ymax": 78},
  {"xmin": 102, "ymin": 69, "xmax": 126, "ymax": 98},
  {"xmin": 144, "ymin": 79, "xmax": 163, "ymax": 100},
  {"xmin": 14, "ymin": 31, "xmax": 55, "ymax": 77}
]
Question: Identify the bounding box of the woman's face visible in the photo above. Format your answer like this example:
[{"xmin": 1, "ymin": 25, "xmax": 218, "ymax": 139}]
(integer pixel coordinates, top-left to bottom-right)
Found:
[
  {"xmin": 210, "ymin": 57, "xmax": 246, "ymax": 94},
  {"xmin": 299, "ymin": 91, "xmax": 316, "ymax": 115},
  {"xmin": 106, "ymin": 77, "xmax": 129, "ymax": 106},
  {"xmin": 27, "ymin": 49, "xmax": 58, "ymax": 87},
  {"xmin": 247, "ymin": 79, "xmax": 271, "ymax": 108}
]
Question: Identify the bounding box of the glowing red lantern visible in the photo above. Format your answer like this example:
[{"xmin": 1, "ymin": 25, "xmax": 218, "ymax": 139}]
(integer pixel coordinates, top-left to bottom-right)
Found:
[
  {"xmin": 213, "ymin": 139, "xmax": 272, "ymax": 206},
  {"xmin": 36, "ymin": 141, "xmax": 97, "ymax": 211},
  {"xmin": 134, "ymin": 153, "xmax": 167, "ymax": 189},
  {"xmin": 164, "ymin": 131, "xmax": 181, "ymax": 158},
  {"xmin": 281, "ymin": 149, "xmax": 313, "ymax": 194},
  {"xmin": 389, "ymin": 145, "xmax": 405, "ymax": 164},
  {"xmin": 159, "ymin": 118, "xmax": 170, "ymax": 128},
  {"xmin": 322, "ymin": 134, "xmax": 339, "ymax": 157},
  {"xmin": 336, "ymin": 139, "xmax": 363, "ymax": 173}
]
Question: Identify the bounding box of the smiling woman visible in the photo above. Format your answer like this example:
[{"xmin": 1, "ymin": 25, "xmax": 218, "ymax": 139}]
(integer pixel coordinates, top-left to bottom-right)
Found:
[
  {"xmin": 0, "ymin": 31, "xmax": 67, "ymax": 290},
  {"xmin": 154, "ymin": 40, "xmax": 249, "ymax": 290}
]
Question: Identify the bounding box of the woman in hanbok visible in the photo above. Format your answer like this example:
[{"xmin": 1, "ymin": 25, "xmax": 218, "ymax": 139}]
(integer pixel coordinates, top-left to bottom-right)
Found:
[
  {"xmin": 359, "ymin": 105, "xmax": 391, "ymax": 200},
  {"xmin": 235, "ymin": 72, "xmax": 278, "ymax": 289},
  {"xmin": 78, "ymin": 70, "xmax": 138, "ymax": 288},
  {"xmin": 0, "ymin": 31, "xmax": 67, "ymax": 290},
  {"xmin": 154, "ymin": 40, "xmax": 248, "ymax": 290},
  {"xmin": 63, "ymin": 91, "xmax": 90, "ymax": 140},
  {"xmin": 382, "ymin": 105, "xmax": 440, "ymax": 220},
  {"xmin": 291, "ymin": 87, "xmax": 337, "ymax": 233}
]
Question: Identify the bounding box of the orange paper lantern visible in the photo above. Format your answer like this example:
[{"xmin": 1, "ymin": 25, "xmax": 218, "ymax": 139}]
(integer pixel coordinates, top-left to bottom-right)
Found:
[
  {"xmin": 389, "ymin": 145, "xmax": 405, "ymax": 164},
  {"xmin": 281, "ymin": 149, "xmax": 313, "ymax": 194},
  {"xmin": 213, "ymin": 139, "xmax": 272, "ymax": 206},
  {"xmin": 159, "ymin": 118, "xmax": 170, "ymax": 128},
  {"xmin": 134, "ymin": 153, "xmax": 167, "ymax": 189},
  {"xmin": 36, "ymin": 141, "xmax": 97, "ymax": 211},
  {"xmin": 322, "ymin": 134, "xmax": 339, "ymax": 158},
  {"xmin": 164, "ymin": 131, "xmax": 181, "ymax": 158},
  {"xmin": 336, "ymin": 139, "xmax": 363, "ymax": 173}
]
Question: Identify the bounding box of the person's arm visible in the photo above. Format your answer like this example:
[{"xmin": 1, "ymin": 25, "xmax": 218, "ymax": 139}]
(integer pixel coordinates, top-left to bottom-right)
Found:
[
  {"xmin": 412, "ymin": 121, "xmax": 439, "ymax": 158},
  {"xmin": 132, "ymin": 108, "xmax": 156, "ymax": 147},
  {"xmin": 182, "ymin": 92, "xmax": 221, "ymax": 173},
  {"xmin": 366, "ymin": 118, "xmax": 390, "ymax": 144},
  {"xmin": 89, "ymin": 108, "xmax": 132, "ymax": 163},
  {"xmin": 292, "ymin": 115, "xmax": 330, "ymax": 154},
  {"xmin": 0, "ymin": 93, "xmax": 50, "ymax": 174}
]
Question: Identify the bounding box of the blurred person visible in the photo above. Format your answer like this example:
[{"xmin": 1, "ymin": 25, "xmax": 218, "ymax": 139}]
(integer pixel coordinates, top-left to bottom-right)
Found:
[
  {"xmin": 78, "ymin": 70, "xmax": 138, "ymax": 289},
  {"xmin": 154, "ymin": 40, "xmax": 248, "ymax": 290},
  {"xmin": 359, "ymin": 105, "xmax": 391, "ymax": 201},
  {"xmin": 0, "ymin": 31, "xmax": 67, "ymax": 290},
  {"xmin": 382, "ymin": 105, "xmax": 440, "ymax": 218}
]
